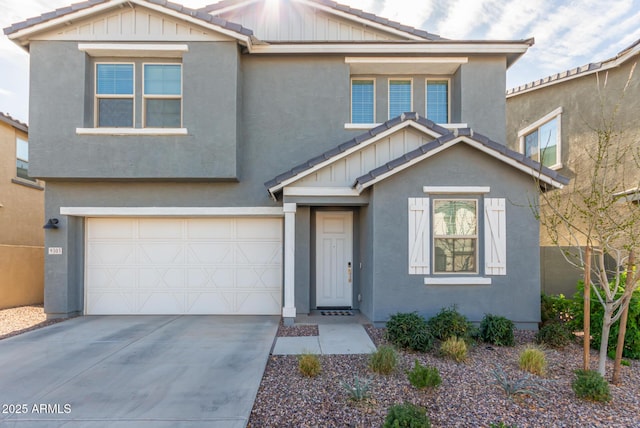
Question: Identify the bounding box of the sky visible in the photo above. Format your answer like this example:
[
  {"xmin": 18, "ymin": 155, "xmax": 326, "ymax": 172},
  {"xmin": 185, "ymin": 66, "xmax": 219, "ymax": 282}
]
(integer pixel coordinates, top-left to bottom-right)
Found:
[{"xmin": 1, "ymin": 0, "xmax": 639, "ymax": 123}]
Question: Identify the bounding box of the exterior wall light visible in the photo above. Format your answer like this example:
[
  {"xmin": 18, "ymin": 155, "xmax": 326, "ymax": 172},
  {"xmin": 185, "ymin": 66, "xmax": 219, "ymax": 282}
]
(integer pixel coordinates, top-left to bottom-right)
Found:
[{"xmin": 43, "ymin": 218, "xmax": 59, "ymax": 229}]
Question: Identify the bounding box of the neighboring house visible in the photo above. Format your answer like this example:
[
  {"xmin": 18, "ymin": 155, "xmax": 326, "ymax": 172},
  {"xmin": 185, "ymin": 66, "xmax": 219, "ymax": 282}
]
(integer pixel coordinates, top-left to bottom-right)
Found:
[
  {"xmin": 0, "ymin": 112, "xmax": 44, "ymax": 309},
  {"xmin": 4, "ymin": 0, "xmax": 566, "ymax": 328},
  {"xmin": 506, "ymin": 40, "xmax": 640, "ymax": 296}
]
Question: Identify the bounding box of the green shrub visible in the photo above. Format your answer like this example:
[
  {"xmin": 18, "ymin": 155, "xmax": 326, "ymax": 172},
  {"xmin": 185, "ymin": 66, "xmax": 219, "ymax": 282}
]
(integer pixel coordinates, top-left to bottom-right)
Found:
[
  {"xmin": 383, "ymin": 403, "xmax": 431, "ymax": 428},
  {"xmin": 298, "ymin": 353, "xmax": 321, "ymax": 377},
  {"xmin": 540, "ymin": 293, "xmax": 572, "ymax": 325},
  {"xmin": 568, "ymin": 278, "xmax": 640, "ymax": 359},
  {"xmin": 518, "ymin": 346, "xmax": 547, "ymax": 376},
  {"xmin": 370, "ymin": 345, "xmax": 397, "ymax": 375},
  {"xmin": 479, "ymin": 314, "xmax": 515, "ymax": 346},
  {"xmin": 439, "ymin": 336, "xmax": 468, "ymax": 362},
  {"xmin": 571, "ymin": 370, "xmax": 611, "ymax": 402},
  {"xmin": 535, "ymin": 322, "xmax": 573, "ymax": 348},
  {"xmin": 385, "ymin": 312, "xmax": 434, "ymax": 352},
  {"xmin": 341, "ymin": 375, "xmax": 372, "ymax": 401},
  {"xmin": 406, "ymin": 359, "xmax": 441, "ymax": 389},
  {"xmin": 428, "ymin": 306, "xmax": 475, "ymax": 341}
]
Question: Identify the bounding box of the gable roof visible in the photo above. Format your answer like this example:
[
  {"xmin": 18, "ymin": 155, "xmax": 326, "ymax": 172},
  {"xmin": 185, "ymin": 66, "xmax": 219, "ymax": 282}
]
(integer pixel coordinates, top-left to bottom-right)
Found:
[
  {"xmin": 265, "ymin": 113, "xmax": 568, "ymax": 198},
  {"xmin": 0, "ymin": 112, "xmax": 28, "ymax": 134},
  {"xmin": 507, "ymin": 38, "xmax": 640, "ymax": 97},
  {"xmin": 200, "ymin": 0, "xmax": 445, "ymax": 41},
  {"xmin": 3, "ymin": 0, "xmax": 254, "ymax": 49}
]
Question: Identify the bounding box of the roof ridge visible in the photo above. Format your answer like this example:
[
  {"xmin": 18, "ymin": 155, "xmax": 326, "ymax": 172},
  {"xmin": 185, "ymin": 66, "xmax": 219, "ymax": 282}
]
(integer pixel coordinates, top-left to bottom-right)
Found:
[{"xmin": 4, "ymin": 0, "xmax": 254, "ymax": 38}]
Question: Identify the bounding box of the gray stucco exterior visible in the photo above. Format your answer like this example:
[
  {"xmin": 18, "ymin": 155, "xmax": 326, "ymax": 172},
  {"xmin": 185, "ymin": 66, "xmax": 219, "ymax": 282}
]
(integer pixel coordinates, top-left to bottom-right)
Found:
[{"xmin": 8, "ymin": 0, "xmax": 547, "ymax": 324}]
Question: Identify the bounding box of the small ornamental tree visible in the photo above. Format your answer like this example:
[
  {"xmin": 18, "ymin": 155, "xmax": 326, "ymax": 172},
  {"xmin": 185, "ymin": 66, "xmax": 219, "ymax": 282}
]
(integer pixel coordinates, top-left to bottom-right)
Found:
[{"xmin": 533, "ymin": 63, "xmax": 640, "ymax": 380}]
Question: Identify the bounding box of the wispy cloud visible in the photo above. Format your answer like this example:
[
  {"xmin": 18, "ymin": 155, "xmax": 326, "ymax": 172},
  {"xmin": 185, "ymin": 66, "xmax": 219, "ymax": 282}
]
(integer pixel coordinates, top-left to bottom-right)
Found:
[
  {"xmin": 434, "ymin": 0, "xmax": 502, "ymax": 39},
  {"xmin": 379, "ymin": 0, "xmax": 436, "ymax": 29},
  {"xmin": 486, "ymin": 0, "xmax": 545, "ymax": 40}
]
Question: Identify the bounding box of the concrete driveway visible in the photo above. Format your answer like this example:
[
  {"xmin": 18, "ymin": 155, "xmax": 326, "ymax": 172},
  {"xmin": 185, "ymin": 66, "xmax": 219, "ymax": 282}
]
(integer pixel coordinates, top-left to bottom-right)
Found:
[{"xmin": 0, "ymin": 315, "xmax": 278, "ymax": 427}]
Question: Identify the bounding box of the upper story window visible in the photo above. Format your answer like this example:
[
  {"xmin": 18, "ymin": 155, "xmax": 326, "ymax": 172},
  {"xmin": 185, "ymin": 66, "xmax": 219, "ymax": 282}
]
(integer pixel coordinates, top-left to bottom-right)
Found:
[
  {"xmin": 143, "ymin": 64, "xmax": 182, "ymax": 128},
  {"xmin": 93, "ymin": 62, "xmax": 182, "ymax": 129},
  {"xmin": 351, "ymin": 79, "xmax": 375, "ymax": 124},
  {"xmin": 426, "ymin": 80, "xmax": 449, "ymax": 124},
  {"xmin": 96, "ymin": 63, "xmax": 134, "ymax": 127},
  {"xmin": 518, "ymin": 107, "xmax": 562, "ymax": 169},
  {"xmin": 16, "ymin": 137, "xmax": 33, "ymax": 181},
  {"xmin": 388, "ymin": 79, "xmax": 412, "ymax": 119},
  {"xmin": 432, "ymin": 199, "xmax": 477, "ymax": 273}
]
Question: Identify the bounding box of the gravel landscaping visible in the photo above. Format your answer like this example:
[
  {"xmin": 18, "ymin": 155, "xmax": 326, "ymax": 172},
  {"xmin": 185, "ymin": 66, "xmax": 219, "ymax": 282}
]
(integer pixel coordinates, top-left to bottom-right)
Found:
[
  {"xmin": 0, "ymin": 305, "xmax": 67, "ymax": 340},
  {"xmin": 249, "ymin": 325, "xmax": 640, "ymax": 427}
]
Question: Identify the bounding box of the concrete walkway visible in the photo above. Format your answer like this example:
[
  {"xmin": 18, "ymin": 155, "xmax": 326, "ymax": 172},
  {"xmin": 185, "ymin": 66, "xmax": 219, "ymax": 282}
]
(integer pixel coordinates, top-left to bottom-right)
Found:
[
  {"xmin": 0, "ymin": 315, "xmax": 278, "ymax": 427},
  {"xmin": 272, "ymin": 314, "xmax": 377, "ymax": 355}
]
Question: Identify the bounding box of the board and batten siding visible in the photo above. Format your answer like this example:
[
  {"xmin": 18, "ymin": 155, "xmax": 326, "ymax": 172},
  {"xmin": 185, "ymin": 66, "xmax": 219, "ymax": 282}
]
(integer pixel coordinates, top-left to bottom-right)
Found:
[{"xmin": 408, "ymin": 197, "xmax": 430, "ymax": 275}]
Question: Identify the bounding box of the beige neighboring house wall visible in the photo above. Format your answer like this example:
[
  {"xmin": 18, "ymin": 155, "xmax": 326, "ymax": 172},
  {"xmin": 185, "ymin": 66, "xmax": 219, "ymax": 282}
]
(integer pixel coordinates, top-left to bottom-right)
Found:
[
  {"xmin": 506, "ymin": 40, "xmax": 640, "ymax": 295},
  {"xmin": 0, "ymin": 113, "xmax": 45, "ymax": 309}
]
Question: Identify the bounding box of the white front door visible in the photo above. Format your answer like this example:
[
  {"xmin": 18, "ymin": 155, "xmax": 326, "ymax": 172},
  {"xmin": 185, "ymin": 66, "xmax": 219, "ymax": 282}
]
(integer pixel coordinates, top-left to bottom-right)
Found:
[{"xmin": 316, "ymin": 211, "xmax": 353, "ymax": 308}]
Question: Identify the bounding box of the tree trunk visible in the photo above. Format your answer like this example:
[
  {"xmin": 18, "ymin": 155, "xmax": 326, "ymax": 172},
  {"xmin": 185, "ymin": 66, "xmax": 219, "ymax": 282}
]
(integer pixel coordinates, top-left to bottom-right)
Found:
[
  {"xmin": 612, "ymin": 250, "xmax": 635, "ymax": 384},
  {"xmin": 598, "ymin": 303, "xmax": 614, "ymax": 377},
  {"xmin": 583, "ymin": 246, "xmax": 592, "ymax": 370}
]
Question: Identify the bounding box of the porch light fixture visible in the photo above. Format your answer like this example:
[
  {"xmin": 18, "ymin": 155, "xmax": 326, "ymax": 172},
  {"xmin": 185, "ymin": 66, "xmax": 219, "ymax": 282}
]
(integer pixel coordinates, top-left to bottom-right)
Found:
[{"xmin": 43, "ymin": 218, "xmax": 59, "ymax": 229}]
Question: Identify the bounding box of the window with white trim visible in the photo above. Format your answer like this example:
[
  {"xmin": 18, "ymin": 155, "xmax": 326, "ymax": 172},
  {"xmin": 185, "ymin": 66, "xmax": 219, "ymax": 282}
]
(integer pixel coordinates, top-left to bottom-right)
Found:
[
  {"xmin": 96, "ymin": 63, "xmax": 134, "ymax": 127},
  {"xmin": 409, "ymin": 192, "xmax": 506, "ymax": 280},
  {"xmin": 388, "ymin": 79, "xmax": 412, "ymax": 119},
  {"xmin": 16, "ymin": 137, "xmax": 33, "ymax": 181},
  {"xmin": 518, "ymin": 107, "xmax": 562, "ymax": 169},
  {"xmin": 351, "ymin": 79, "xmax": 375, "ymax": 124},
  {"xmin": 94, "ymin": 62, "xmax": 182, "ymax": 129},
  {"xmin": 143, "ymin": 64, "xmax": 182, "ymax": 128},
  {"xmin": 426, "ymin": 80, "xmax": 449, "ymax": 123}
]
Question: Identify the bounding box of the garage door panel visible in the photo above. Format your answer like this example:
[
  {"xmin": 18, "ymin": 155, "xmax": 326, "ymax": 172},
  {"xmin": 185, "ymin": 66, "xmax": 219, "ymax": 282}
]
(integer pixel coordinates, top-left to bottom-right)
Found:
[{"xmin": 86, "ymin": 217, "xmax": 282, "ymax": 315}]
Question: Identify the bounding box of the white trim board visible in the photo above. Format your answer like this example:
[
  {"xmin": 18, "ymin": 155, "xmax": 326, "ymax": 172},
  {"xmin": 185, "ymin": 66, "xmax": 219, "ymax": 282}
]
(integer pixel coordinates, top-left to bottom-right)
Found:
[
  {"xmin": 79, "ymin": 43, "xmax": 189, "ymax": 58},
  {"xmin": 60, "ymin": 207, "xmax": 284, "ymax": 217}
]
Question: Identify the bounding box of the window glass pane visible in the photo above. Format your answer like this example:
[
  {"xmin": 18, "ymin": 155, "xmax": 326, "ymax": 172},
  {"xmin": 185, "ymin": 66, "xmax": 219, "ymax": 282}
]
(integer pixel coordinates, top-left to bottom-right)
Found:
[
  {"xmin": 17, "ymin": 159, "xmax": 32, "ymax": 181},
  {"xmin": 146, "ymin": 99, "xmax": 181, "ymax": 128},
  {"xmin": 351, "ymin": 80, "xmax": 374, "ymax": 123},
  {"xmin": 16, "ymin": 138, "xmax": 28, "ymax": 161},
  {"xmin": 144, "ymin": 64, "xmax": 182, "ymax": 95},
  {"xmin": 524, "ymin": 130, "xmax": 539, "ymax": 162},
  {"xmin": 98, "ymin": 99, "xmax": 134, "ymax": 127},
  {"xmin": 426, "ymin": 81, "xmax": 448, "ymax": 123},
  {"xmin": 96, "ymin": 64, "xmax": 133, "ymax": 95},
  {"xmin": 389, "ymin": 80, "xmax": 411, "ymax": 118},
  {"xmin": 433, "ymin": 200, "xmax": 476, "ymax": 236},
  {"xmin": 434, "ymin": 238, "xmax": 476, "ymax": 272},
  {"xmin": 539, "ymin": 118, "xmax": 558, "ymax": 167}
]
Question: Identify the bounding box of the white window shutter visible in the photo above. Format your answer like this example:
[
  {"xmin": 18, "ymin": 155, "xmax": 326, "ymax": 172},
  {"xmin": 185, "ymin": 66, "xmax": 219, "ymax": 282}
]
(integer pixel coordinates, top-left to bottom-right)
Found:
[
  {"xmin": 484, "ymin": 198, "xmax": 506, "ymax": 275},
  {"xmin": 408, "ymin": 197, "xmax": 430, "ymax": 275}
]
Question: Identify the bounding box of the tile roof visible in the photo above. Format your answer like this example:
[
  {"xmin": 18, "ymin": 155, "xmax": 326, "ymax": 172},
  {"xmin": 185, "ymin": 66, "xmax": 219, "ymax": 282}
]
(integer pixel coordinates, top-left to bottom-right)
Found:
[
  {"xmin": 3, "ymin": 0, "xmax": 254, "ymax": 38},
  {"xmin": 507, "ymin": 38, "xmax": 640, "ymax": 97},
  {"xmin": 200, "ymin": 0, "xmax": 445, "ymax": 41},
  {"xmin": 265, "ymin": 113, "xmax": 568, "ymax": 194},
  {"xmin": 0, "ymin": 112, "xmax": 28, "ymax": 133}
]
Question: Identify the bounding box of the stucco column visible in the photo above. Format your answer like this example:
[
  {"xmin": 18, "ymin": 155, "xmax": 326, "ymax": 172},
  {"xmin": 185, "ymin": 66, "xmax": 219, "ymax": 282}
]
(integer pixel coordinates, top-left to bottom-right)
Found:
[{"xmin": 282, "ymin": 203, "xmax": 297, "ymax": 319}]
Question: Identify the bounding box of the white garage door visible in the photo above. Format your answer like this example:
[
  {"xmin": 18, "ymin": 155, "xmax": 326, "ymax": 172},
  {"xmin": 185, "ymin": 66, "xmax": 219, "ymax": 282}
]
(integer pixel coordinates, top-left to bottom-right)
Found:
[{"xmin": 85, "ymin": 217, "xmax": 282, "ymax": 315}]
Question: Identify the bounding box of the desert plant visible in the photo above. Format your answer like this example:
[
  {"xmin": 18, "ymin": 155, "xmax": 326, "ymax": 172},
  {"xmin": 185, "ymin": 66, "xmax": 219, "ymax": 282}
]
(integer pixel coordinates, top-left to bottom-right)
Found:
[
  {"xmin": 341, "ymin": 375, "xmax": 372, "ymax": 401},
  {"xmin": 385, "ymin": 312, "xmax": 434, "ymax": 352},
  {"xmin": 439, "ymin": 336, "xmax": 468, "ymax": 362},
  {"xmin": 518, "ymin": 346, "xmax": 547, "ymax": 376},
  {"xmin": 535, "ymin": 322, "xmax": 574, "ymax": 349},
  {"xmin": 298, "ymin": 353, "xmax": 321, "ymax": 377},
  {"xmin": 428, "ymin": 306, "xmax": 476, "ymax": 341},
  {"xmin": 571, "ymin": 370, "xmax": 611, "ymax": 402},
  {"xmin": 370, "ymin": 345, "xmax": 397, "ymax": 375},
  {"xmin": 383, "ymin": 402, "xmax": 431, "ymax": 428},
  {"xmin": 406, "ymin": 359, "xmax": 441, "ymax": 389},
  {"xmin": 492, "ymin": 364, "xmax": 544, "ymax": 400},
  {"xmin": 480, "ymin": 314, "xmax": 515, "ymax": 346}
]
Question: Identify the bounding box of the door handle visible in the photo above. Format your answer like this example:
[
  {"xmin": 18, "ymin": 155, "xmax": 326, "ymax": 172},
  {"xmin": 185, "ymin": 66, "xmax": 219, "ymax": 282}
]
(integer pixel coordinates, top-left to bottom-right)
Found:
[{"xmin": 347, "ymin": 262, "xmax": 352, "ymax": 283}]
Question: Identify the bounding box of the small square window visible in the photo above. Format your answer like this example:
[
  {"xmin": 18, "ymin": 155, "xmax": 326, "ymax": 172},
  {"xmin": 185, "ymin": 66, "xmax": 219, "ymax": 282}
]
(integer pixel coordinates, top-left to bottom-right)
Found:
[
  {"xmin": 95, "ymin": 63, "xmax": 134, "ymax": 128},
  {"xmin": 144, "ymin": 64, "xmax": 182, "ymax": 128},
  {"xmin": 351, "ymin": 79, "xmax": 374, "ymax": 124},
  {"xmin": 519, "ymin": 108, "xmax": 562, "ymax": 169},
  {"xmin": 388, "ymin": 79, "xmax": 412, "ymax": 119},
  {"xmin": 426, "ymin": 80, "xmax": 449, "ymax": 123}
]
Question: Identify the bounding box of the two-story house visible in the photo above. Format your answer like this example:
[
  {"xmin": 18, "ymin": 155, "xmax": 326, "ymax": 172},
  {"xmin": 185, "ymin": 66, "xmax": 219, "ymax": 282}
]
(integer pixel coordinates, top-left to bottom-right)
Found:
[
  {"xmin": 5, "ymin": 0, "xmax": 566, "ymax": 328},
  {"xmin": 0, "ymin": 112, "xmax": 44, "ymax": 309},
  {"xmin": 506, "ymin": 39, "xmax": 640, "ymax": 296}
]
